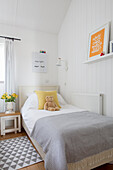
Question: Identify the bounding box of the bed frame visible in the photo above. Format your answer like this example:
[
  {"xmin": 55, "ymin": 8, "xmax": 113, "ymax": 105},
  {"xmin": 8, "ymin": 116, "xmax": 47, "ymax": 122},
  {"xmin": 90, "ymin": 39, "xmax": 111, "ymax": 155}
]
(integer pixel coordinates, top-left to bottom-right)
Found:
[{"xmin": 19, "ymin": 86, "xmax": 113, "ymax": 170}]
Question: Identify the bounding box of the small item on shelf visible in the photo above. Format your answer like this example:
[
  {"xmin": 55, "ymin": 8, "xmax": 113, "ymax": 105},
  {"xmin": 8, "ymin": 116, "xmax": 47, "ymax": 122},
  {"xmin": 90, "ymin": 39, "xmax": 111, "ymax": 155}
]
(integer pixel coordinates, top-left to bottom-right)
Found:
[
  {"xmin": 100, "ymin": 51, "xmax": 105, "ymax": 56},
  {"xmin": 110, "ymin": 40, "xmax": 113, "ymax": 53},
  {"xmin": 1, "ymin": 92, "xmax": 18, "ymax": 114},
  {"xmin": 40, "ymin": 50, "xmax": 46, "ymax": 53}
]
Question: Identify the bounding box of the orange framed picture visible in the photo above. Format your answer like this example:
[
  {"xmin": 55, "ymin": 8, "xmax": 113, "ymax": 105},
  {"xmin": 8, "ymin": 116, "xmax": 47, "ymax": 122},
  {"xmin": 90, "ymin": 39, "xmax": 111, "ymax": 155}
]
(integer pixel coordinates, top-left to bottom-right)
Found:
[{"xmin": 88, "ymin": 23, "xmax": 109, "ymax": 60}]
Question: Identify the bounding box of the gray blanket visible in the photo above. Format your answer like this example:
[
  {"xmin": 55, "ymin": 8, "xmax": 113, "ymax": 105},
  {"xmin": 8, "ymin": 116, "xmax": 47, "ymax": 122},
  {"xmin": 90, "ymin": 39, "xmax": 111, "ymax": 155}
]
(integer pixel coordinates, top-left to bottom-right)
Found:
[{"xmin": 31, "ymin": 111, "xmax": 113, "ymax": 170}]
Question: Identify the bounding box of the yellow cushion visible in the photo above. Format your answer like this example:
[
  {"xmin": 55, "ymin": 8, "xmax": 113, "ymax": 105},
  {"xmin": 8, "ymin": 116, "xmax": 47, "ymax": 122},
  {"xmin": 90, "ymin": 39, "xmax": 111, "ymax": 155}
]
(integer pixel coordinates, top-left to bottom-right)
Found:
[{"xmin": 35, "ymin": 90, "xmax": 61, "ymax": 110}]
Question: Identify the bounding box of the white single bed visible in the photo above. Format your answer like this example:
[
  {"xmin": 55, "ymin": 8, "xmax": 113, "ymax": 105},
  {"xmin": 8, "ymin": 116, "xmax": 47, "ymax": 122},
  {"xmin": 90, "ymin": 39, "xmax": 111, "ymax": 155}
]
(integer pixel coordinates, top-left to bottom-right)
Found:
[{"xmin": 19, "ymin": 86, "xmax": 113, "ymax": 170}]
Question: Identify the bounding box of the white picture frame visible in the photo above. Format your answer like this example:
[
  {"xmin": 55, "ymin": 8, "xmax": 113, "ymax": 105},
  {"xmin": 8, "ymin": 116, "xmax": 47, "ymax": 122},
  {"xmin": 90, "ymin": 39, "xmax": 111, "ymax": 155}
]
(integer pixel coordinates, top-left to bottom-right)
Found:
[
  {"xmin": 32, "ymin": 52, "xmax": 47, "ymax": 73},
  {"xmin": 110, "ymin": 40, "xmax": 113, "ymax": 53},
  {"xmin": 88, "ymin": 22, "xmax": 109, "ymax": 61}
]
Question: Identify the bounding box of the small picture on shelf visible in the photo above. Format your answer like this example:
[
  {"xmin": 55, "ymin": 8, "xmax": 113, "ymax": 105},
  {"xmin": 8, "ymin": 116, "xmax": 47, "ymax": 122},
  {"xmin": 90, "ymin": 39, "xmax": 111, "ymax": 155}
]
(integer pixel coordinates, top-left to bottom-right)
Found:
[
  {"xmin": 40, "ymin": 50, "xmax": 46, "ymax": 53},
  {"xmin": 110, "ymin": 40, "xmax": 113, "ymax": 53}
]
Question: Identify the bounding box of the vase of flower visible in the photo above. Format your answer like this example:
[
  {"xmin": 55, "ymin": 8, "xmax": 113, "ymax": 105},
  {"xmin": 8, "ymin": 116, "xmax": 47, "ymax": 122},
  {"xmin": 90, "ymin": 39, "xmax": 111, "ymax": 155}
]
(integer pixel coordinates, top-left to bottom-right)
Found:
[
  {"xmin": 1, "ymin": 92, "xmax": 18, "ymax": 114},
  {"xmin": 6, "ymin": 102, "xmax": 14, "ymax": 113}
]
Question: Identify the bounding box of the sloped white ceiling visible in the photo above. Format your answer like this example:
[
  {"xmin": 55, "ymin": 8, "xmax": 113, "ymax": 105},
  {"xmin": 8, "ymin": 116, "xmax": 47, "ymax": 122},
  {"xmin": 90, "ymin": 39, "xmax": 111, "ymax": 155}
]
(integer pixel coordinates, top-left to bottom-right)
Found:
[{"xmin": 0, "ymin": 0, "xmax": 71, "ymax": 34}]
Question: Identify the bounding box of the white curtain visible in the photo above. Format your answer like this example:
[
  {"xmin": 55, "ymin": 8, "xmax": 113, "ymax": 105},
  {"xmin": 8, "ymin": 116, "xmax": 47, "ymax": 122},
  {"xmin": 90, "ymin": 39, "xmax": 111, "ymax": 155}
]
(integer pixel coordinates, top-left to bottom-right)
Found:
[{"xmin": 5, "ymin": 40, "xmax": 16, "ymax": 94}]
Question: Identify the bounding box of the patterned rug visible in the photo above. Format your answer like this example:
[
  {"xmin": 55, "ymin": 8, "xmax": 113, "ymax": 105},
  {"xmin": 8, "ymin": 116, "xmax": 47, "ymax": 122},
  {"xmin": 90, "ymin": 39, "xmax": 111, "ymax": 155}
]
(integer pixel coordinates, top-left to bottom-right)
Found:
[{"xmin": 0, "ymin": 136, "xmax": 42, "ymax": 170}]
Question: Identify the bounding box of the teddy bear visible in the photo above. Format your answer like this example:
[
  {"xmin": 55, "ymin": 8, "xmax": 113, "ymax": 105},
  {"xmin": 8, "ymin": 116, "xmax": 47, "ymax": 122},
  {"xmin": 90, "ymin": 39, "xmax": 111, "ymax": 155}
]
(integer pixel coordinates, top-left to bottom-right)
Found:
[{"xmin": 44, "ymin": 96, "xmax": 60, "ymax": 111}]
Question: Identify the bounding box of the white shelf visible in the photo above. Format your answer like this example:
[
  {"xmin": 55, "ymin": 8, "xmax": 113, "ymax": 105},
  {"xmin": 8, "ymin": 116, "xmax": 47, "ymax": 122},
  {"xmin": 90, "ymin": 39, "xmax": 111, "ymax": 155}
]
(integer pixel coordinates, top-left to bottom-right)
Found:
[{"xmin": 83, "ymin": 53, "xmax": 113, "ymax": 64}]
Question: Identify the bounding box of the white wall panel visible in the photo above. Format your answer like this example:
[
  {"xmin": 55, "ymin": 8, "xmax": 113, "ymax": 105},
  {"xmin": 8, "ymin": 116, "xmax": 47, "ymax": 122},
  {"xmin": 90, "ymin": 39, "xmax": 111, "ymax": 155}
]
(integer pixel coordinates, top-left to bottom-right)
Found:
[
  {"xmin": 0, "ymin": 24, "xmax": 58, "ymax": 88},
  {"xmin": 58, "ymin": 0, "xmax": 113, "ymax": 116}
]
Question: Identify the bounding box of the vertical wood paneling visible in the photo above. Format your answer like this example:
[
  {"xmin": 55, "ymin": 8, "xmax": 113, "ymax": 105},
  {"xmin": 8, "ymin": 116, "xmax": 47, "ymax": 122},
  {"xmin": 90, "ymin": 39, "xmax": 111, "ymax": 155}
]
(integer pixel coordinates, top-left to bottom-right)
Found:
[
  {"xmin": 111, "ymin": 0, "xmax": 113, "ymax": 116},
  {"xmin": 104, "ymin": 0, "xmax": 112, "ymax": 116},
  {"xmin": 85, "ymin": 0, "xmax": 92, "ymax": 94},
  {"xmin": 58, "ymin": 0, "xmax": 113, "ymax": 116}
]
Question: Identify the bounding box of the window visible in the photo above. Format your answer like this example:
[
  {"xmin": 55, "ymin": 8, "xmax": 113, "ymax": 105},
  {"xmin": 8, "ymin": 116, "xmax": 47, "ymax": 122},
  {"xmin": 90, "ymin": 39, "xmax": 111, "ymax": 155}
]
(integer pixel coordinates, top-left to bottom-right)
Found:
[
  {"xmin": 0, "ymin": 42, "xmax": 5, "ymax": 112},
  {"xmin": 0, "ymin": 43, "xmax": 5, "ymax": 82}
]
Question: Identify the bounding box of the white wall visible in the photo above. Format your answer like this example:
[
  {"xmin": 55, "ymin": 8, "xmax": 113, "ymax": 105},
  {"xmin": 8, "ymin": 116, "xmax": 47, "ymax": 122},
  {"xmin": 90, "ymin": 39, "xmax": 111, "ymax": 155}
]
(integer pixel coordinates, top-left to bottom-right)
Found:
[
  {"xmin": 58, "ymin": 0, "xmax": 113, "ymax": 116},
  {"xmin": 0, "ymin": 24, "xmax": 58, "ymax": 87}
]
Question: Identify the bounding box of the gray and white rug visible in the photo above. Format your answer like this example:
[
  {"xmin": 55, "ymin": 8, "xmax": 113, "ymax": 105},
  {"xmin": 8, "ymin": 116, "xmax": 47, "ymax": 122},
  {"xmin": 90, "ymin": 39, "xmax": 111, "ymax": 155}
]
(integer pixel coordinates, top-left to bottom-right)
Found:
[{"xmin": 0, "ymin": 136, "xmax": 42, "ymax": 170}]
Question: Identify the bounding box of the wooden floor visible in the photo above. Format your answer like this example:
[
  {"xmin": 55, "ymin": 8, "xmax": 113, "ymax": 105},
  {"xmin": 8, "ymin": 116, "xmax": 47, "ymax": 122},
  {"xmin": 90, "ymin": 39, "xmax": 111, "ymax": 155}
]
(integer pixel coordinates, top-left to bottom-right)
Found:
[{"xmin": 0, "ymin": 130, "xmax": 113, "ymax": 170}]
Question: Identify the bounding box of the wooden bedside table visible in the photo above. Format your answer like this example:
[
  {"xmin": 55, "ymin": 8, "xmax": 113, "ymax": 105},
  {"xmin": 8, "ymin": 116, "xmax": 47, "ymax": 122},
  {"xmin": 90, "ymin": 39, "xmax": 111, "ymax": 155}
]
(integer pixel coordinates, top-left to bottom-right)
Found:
[{"xmin": 0, "ymin": 112, "xmax": 21, "ymax": 136}]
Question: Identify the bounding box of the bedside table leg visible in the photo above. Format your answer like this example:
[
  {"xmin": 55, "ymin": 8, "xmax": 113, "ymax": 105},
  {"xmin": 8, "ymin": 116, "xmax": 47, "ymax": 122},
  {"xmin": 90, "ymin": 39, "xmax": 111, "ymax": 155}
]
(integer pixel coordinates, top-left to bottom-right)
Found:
[
  {"xmin": 18, "ymin": 115, "xmax": 21, "ymax": 132},
  {"xmin": 2, "ymin": 119, "xmax": 5, "ymax": 136},
  {"xmin": 3, "ymin": 119, "xmax": 5, "ymax": 135},
  {"xmin": 14, "ymin": 117, "xmax": 17, "ymax": 134},
  {"xmin": 1, "ymin": 117, "xmax": 3, "ymax": 135}
]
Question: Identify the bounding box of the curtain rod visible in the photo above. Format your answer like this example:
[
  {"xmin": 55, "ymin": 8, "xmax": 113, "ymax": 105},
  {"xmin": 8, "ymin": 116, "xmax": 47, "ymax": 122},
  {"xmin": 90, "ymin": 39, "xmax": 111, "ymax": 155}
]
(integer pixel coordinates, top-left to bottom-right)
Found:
[{"xmin": 0, "ymin": 36, "xmax": 21, "ymax": 41}]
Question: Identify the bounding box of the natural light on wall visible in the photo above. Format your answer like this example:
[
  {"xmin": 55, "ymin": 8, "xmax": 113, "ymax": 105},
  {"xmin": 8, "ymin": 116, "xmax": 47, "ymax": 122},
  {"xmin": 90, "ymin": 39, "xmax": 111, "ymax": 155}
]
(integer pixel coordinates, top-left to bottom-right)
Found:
[{"xmin": 0, "ymin": 42, "xmax": 5, "ymax": 112}]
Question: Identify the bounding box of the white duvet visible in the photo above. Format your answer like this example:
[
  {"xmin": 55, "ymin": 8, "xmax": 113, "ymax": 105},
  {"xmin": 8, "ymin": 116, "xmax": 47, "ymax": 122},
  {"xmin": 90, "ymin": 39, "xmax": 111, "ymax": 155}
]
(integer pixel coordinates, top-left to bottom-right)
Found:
[{"xmin": 21, "ymin": 93, "xmax": 86, "ymax": 133}]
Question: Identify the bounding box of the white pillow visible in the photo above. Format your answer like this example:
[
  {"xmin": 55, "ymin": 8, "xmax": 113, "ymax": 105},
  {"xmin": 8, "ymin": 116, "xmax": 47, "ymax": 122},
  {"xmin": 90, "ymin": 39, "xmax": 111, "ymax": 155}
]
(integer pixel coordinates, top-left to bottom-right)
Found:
[
  {"xmin": 26, "ymin": 92, "xmax": 67, "ymax": 105},
  {"xmin": 21, "ymin": 93, "xmax": 38, "ymax": 113},
  {"xmin": 21, "ymin": 92, "xmax": 67, "ymax": 114},
  {"xmin": 57, "ymin": 93, "xmax": 67, "ymax": 105}
]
